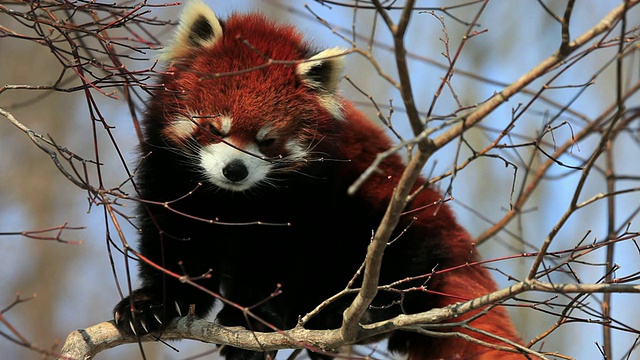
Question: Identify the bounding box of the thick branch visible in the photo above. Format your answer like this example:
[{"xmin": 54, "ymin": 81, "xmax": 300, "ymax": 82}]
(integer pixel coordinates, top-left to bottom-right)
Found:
[
  {"xmin": 341, "ymin": 141, "xmax": 436, "ymax": 341},
  {"xmin": 432, "ymin": 0, "xmax": 639, "ymax": 151},
  {"xmin": 341, "ymin": 0, "xmax": 640, "ymax": 343},
  {"xmin": 59, "ymin": 280, "xmax": 640, "ymax": 359},
  {"xmin": 341, "ymin": 0, "xmax": 427, "ymax": 341}
]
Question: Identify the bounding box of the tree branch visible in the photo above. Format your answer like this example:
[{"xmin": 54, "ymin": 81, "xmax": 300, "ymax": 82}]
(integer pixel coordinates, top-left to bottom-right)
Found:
[
  {"xmin": 431, "ymin": 0, "xmax": 639, "ymax": 151},
  {"xmin": 59, "ymin": 280, "xmax": 640, "ymax": 359}
]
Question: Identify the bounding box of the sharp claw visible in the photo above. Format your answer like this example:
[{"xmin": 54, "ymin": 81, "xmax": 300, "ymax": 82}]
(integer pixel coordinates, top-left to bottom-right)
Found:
[
  {"xmin": 175, "ymin": 301, "xmax": 183, "ymax": 317},
  {"xmin": 153, "ymin": 313, "xmax": 163, "ymax": 325},
  {"xmin": 129, "ymin": 321, "xmax": 137, "ymax": 336},
  {"xmin": 141, "ymin": 319, "xmax": 149, "ymax": 333},
  {"xmin": 114, "ymin": 310, "xmax": 120, "ymax": 325}
]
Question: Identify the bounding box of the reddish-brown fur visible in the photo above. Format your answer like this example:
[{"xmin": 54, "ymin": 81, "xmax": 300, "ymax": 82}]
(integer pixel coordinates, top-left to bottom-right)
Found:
[
  {"xmin": 112, "ymin": 5, "xmax": 532, "ymax": 359},
  {"xmin": 336, "ymin": 103, "xmax": 525, "ymax": 359}
]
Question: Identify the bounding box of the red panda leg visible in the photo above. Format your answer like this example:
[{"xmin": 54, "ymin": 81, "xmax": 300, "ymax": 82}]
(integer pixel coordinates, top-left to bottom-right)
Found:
[{"xmin": 112, "ymin": 280, "xmax": 218, "ymax": 337}]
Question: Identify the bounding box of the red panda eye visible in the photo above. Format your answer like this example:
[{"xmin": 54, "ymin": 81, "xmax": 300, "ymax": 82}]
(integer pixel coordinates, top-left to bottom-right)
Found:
[
  {"xmin": 208, "ymin": 123, "xmax": 223, "ymax": 138},
  {"xmin": 257, "ymin": 138, "xmax": 276, "ymax": 148}
]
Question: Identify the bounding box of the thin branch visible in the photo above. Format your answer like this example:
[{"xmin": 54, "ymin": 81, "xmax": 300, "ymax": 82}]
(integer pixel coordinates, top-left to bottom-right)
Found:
[{"xmin": 0, "ymin": 223, "xmax": 84, "ymax": 244}]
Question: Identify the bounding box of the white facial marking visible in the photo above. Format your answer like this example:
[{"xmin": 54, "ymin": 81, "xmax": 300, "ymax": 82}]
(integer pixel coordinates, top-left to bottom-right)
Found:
[
  {"xmin": 218, "ymin": 116, "xmax": 232, "ymax": 136},
  {"xmin": 200, "ymin": 140, "xmax": 271, "ymax": 191},
  {"xmin": 167, "ymin": 114, "xmax": 197, "ymax": 142},
  {"xmin": 285, "ymin": 139, "xmax": 307, "ymax": 162}
]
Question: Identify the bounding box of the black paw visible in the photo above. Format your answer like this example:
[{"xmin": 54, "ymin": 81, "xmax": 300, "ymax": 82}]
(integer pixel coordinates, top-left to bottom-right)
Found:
[{"xmin": 113, "ymin": 288, "xmax": 188, "ymax": 336}]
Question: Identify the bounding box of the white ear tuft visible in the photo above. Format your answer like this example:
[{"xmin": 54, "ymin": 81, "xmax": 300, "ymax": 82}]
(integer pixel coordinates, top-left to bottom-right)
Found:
[
  {"xmin": 296, "ymin": 47, "xmax": 346, "ymax": 94},
  {"xmin": 162, "ymin": 0, "xmax": 223, "ymax": 60}
]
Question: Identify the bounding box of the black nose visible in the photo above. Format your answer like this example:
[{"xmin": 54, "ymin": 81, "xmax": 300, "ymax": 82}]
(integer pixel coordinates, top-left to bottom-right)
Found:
[{"xmin": 222, "ymin": 159, "xmax": 249, "ymax": 182}]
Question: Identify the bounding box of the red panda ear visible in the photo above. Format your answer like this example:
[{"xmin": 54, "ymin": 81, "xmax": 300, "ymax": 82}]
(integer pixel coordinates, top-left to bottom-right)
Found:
[
  {"xmin": 297, "ymin": 47, "xmax": 346, "ymax": 119},
  {"xmin": 162, "ymin": 0, "xmax": 223, "ymax": 60},
  {"xmin": 297, "ymin": 47, "xmax": 346, "ymax": 94}
]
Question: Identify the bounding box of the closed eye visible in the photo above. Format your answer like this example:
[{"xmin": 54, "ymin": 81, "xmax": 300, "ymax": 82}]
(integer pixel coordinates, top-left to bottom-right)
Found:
[
  {"xmin": 257, "ymin": 138, "xmax": 276, "ymax": 148},
  {"xmin": 209, "ymin": 123, "xmax": 224, "ymax": 138}
]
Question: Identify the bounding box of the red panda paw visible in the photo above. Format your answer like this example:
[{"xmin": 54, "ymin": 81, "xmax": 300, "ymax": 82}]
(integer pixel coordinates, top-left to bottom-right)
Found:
[{"xmin": 112, "ymin": 287, "xmax": 187, "ymax": 336}]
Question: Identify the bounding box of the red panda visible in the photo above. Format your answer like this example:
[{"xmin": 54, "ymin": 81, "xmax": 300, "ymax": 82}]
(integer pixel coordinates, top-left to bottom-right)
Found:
[{"xmin": 112, "ymin": 1, "xmax": 527, "ymax": 359}]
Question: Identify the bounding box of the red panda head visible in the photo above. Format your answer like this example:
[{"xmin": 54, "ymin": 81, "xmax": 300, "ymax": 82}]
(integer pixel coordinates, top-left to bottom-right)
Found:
[{"xmin": 152, "ymin": 1, "xmax": 346, "ymax": 192}]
